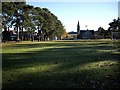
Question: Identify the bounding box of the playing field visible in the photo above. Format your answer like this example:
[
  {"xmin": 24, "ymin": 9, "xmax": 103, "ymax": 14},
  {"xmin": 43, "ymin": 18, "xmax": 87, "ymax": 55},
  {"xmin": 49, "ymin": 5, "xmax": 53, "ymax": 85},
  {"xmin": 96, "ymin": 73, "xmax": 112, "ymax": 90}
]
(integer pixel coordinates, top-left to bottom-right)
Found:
[{"xmin": 2, "ymin": 39, "xmax": 120, "ymax": 88}]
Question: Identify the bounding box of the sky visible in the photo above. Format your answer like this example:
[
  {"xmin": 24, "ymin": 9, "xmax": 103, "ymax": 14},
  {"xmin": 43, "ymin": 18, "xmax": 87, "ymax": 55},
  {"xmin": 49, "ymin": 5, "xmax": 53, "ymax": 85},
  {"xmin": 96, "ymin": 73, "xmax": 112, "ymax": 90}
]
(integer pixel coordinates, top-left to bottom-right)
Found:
[{"xmin": 26, "ymin": 0, "xmax": 119, "ymax": 32}]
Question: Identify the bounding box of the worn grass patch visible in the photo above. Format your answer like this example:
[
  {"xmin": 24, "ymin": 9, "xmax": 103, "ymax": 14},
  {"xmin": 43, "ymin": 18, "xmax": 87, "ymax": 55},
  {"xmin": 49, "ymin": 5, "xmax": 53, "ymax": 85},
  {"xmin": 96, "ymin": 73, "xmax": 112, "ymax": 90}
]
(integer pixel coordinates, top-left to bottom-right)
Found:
[{"xmin": 2, "ymin": 39, "xmax": 120, "ymax": 88}]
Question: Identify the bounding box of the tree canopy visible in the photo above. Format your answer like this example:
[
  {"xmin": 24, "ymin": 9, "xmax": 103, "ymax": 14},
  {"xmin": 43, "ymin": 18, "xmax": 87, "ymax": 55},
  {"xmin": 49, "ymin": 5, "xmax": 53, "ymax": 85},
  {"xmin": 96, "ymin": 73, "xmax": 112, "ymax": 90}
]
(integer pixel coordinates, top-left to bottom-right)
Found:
[
  {"xmin": 2, "ymin": 2, "xmax": 66, "ymax": 42},
  {"xmin": 96, "ymin": 17, "xmax": 120, "ymax": 39}
]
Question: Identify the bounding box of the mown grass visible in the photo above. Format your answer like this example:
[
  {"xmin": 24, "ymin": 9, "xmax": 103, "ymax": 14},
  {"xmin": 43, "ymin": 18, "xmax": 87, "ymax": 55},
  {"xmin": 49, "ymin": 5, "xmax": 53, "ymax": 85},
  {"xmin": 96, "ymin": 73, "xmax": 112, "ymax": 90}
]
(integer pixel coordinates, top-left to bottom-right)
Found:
[{"xmin": 2, "ymin": 39, "xmax": 120, "ymax": 88}]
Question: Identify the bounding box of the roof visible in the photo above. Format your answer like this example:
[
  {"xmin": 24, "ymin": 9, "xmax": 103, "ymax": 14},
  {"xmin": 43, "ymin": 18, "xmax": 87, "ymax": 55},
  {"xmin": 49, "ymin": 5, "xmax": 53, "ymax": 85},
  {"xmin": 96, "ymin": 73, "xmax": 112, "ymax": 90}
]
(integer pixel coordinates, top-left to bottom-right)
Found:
[
  {"xmin": 80, "ymin": 30, "xmax": 94, "ymax": 34},
  {"xmin": 68, "ymin": 32, "xmax": 77, "ymax": 34}
]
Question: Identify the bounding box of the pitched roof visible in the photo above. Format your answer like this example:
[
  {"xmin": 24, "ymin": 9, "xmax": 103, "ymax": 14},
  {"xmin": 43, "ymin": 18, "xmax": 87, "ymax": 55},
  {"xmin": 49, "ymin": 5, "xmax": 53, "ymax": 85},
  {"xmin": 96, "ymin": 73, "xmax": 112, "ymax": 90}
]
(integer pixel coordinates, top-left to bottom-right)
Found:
[{"xmin": 68, "ymin": 32, "xmax": 77, "ymax": 34}]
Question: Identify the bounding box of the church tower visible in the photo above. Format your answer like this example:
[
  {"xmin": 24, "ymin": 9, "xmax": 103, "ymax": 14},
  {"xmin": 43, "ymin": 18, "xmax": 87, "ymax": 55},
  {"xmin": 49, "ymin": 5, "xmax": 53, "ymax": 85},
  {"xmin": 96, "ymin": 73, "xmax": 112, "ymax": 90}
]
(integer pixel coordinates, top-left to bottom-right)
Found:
[{"xmin": 77, "ymin": 21, "xmax": 80, "ymax": 38}]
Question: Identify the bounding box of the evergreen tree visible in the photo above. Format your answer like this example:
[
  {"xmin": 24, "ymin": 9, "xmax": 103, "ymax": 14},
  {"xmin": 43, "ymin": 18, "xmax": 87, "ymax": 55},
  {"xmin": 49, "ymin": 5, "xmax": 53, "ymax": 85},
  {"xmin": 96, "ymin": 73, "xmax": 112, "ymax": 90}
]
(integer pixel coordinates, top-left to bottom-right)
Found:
[{"xmin": 2, "ymin": 2, "xmax": 65, "ymax": 42}]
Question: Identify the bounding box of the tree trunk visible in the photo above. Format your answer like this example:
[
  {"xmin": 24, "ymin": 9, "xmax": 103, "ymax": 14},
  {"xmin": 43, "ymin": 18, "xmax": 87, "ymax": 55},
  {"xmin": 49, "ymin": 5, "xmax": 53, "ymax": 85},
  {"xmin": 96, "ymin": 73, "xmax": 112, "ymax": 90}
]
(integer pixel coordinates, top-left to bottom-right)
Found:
[
  {"xmin": 38, "ymin": 29, "xmax": 41, "ymax": 41},
  {"xmin": 21, "ymin": 26, "xmax": 24, "ymax": 41},
  {"xmin": 31, "ymin": 32, "xmax": 34, "ymax": 42},
  {"xmin": 8, "ymin": 27, "xmax": 10, "ymax": 31},
  {"xmin": 41, "ymin": 33, "xmax": 44, "ymax": 41},
  {"xmin": 16, "ymin": 27, "xmax": 20, "ymax": 42},
  {"xmin": 27, "ymin": 32, "xmax": 29, "ymax": 40},
  {"xmin": 38, "ymin": 34, "xmax": 41, "ymax": 41}
]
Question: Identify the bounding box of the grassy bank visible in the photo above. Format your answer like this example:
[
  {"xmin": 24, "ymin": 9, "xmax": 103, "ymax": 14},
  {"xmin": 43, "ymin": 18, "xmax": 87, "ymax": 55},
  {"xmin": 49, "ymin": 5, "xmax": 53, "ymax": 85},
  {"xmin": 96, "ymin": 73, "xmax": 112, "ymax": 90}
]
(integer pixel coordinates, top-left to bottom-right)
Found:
[{"xmin": 2, "ymin": 39, "xmax": 120, "ymax": 88}]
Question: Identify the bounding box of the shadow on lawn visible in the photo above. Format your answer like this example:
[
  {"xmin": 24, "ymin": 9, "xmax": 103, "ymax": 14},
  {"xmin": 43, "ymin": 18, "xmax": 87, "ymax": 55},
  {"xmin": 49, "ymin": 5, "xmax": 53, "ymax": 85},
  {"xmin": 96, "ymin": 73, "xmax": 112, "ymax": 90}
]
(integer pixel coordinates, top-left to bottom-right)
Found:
[
  {"xmin": 3, "ymin": 45, "xmax": 119, "ymax": 69},
  {"xmin": 3, "ymin": 62, "xmax": 120, "ymax": 88},
  {"xmin": 2, "ymin": 42, "xmax": 120, "ymax": 88}
]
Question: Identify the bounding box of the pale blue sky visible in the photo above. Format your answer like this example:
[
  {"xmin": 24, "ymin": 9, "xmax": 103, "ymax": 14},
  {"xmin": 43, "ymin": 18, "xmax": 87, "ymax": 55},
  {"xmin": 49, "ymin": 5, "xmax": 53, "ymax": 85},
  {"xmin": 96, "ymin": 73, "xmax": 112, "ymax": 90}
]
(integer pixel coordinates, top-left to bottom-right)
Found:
[{"xmin": 26, "ymin": 1, "xmax": 119, "ymax": 32}]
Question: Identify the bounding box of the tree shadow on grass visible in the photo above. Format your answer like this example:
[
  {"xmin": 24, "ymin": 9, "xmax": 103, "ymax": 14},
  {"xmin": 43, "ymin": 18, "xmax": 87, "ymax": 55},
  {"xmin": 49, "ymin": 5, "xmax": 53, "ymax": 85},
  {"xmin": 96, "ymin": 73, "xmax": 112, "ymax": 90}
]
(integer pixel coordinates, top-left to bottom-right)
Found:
[
  {"xmin": 2, "ymin": 44, "xmax": 119, "ymax": 69},
  {"xmin": 3, "ymin": 63, "xmax": 120, "ymax": 88},
  {"xmin": 2, "ymin": 43, "xmax": 120, "ymax": 88}
]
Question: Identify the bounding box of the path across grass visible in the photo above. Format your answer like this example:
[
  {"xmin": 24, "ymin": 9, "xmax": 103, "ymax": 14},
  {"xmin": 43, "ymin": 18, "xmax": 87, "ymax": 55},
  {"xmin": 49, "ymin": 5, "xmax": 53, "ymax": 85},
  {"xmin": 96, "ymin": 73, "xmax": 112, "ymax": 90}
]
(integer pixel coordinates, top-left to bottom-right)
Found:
[{"xmin": 2, "ymin": 39, "xmax": 120, "ymax": 88}]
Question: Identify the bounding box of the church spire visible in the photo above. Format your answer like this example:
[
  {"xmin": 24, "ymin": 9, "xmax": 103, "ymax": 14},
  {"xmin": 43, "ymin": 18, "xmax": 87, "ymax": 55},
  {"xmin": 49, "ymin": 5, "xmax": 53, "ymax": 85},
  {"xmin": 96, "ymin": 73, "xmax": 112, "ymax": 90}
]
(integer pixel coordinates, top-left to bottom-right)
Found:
[{"xmin": 77, "ymin": 21, "xmax": 80, "ymax": 35}]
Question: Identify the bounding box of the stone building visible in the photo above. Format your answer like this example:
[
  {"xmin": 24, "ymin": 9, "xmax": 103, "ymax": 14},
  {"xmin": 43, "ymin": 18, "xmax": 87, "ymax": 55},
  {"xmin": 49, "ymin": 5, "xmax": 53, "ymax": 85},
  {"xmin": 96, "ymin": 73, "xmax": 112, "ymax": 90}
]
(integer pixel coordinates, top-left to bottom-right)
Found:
[{"xmin": 77, "ymin": 21, "xmax": 95, "ymax": 39}]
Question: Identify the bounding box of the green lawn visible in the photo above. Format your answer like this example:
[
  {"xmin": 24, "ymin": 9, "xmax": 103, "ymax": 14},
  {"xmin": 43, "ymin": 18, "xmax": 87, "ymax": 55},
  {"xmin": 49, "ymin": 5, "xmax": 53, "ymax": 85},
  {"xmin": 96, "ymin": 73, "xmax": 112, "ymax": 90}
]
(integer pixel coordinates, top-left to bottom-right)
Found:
[{"xmin": 2, "ymin": 39, "xmax": 120, "ymax": 88}]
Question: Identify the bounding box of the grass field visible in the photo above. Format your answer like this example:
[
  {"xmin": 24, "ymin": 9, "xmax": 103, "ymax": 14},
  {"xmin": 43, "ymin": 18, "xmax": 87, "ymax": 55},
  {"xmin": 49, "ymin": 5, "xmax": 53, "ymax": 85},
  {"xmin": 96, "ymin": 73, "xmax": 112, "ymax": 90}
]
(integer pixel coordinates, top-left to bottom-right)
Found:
[{"xmin": 2, "ymin": 39, "xmax": 120, "ymax": 88}]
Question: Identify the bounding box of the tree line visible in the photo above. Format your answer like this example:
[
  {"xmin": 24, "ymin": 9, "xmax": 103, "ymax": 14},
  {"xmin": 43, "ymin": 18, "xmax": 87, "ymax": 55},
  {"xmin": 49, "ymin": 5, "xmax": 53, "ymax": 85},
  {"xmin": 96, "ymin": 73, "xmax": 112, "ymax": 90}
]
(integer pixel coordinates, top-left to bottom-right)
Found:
[
  {"xmin": 96, "ymin": 17, "xmax": 120, "ymax": 39},
  {"xmin": 1, "ymin": 2, "xmax": 67, "ymax": 42}
]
